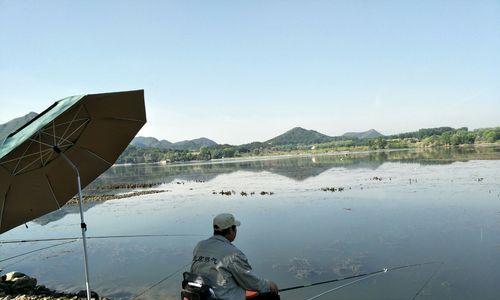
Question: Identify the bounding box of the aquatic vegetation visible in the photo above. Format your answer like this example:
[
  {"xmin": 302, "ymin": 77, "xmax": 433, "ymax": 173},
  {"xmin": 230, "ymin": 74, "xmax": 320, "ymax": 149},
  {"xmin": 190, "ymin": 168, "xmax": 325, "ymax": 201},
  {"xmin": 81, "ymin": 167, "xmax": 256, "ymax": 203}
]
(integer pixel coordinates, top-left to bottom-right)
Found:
[
  {"xmin": 214, "ymin": 190, "xmax": 274, "ymax": 196},
  {"xmin": 321, "ymin": 187, "xmax": 346, "ymax": 192},
  {"xmin": 332, "ymin": 257, "xmax": 363, "ymax": 277},
  {"xmin": 288, "ymin": 257, "xmax": 323, "ymax": 279},
  {"xmin": 260, "ymin": 191, "xmax": 274, "ymax": 195},
  {"xmin": 67, "ymin": 190, "xmax": 168, "ymax": 204},
  {"xmin": 287, "ymin": 256, "xmax": 365, "ymax": 280},
  {"xmin": 90, "ymin": 182, "xmax": 164, "ymax": 190}
]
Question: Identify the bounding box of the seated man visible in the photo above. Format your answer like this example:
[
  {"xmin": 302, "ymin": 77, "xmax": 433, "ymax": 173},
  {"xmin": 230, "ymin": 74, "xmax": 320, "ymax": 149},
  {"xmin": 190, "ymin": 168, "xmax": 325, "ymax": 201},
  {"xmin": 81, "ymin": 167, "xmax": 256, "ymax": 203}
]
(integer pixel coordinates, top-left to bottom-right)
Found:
[{"xmin": 190, "ymin": 213, "xmax": 279, "ymax": 300}]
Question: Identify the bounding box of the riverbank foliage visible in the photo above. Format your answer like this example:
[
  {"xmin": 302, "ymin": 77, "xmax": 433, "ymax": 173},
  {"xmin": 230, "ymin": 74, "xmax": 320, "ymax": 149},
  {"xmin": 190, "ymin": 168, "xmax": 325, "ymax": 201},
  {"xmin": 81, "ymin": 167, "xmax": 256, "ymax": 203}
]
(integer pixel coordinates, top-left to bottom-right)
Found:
[{"xmin": 116, "ymin": 126, "xmax": 500, "ymax": 164}]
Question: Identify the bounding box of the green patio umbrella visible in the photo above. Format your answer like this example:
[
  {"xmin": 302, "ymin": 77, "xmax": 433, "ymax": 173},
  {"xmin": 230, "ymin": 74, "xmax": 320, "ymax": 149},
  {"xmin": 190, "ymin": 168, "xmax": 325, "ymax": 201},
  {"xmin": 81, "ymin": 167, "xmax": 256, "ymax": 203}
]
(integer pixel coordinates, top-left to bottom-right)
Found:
[{"xmin": 0, "ymin": 90, "xmax": 146, "ymax": 299}]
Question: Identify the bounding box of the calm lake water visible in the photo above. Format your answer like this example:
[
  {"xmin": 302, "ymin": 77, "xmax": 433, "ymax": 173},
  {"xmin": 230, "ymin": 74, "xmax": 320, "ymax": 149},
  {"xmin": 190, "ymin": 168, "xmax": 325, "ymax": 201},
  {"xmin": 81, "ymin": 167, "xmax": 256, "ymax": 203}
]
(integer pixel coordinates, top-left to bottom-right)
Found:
[{"xmin": 1, "ymin": 147, "xmax": 500, "ymax": 300}]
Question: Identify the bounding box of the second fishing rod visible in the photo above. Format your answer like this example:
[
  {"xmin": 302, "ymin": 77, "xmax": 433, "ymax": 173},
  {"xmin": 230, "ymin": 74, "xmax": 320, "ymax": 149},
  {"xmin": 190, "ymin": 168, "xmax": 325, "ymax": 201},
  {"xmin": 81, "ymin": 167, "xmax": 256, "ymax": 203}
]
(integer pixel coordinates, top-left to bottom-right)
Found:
[{"xmin": 279, "ymin": 261, "xmax": 438, "ymax": 293}]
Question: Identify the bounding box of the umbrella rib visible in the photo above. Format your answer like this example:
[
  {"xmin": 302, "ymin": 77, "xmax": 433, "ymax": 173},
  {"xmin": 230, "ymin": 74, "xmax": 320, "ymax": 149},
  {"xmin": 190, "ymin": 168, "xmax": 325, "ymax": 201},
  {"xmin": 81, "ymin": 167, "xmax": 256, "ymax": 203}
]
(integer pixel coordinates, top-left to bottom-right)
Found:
[
  {"xmin": 0, "ymin": 148, "xmax": 53, "ymax": 165},
  {"xmin": 77, "ymin": 146, "xmax": 113, "ymax": 166},
  {"xmin": 39, "ymin": 131, "xmax": 44, "ymax": 166},
  {"xmin": 52, "ymin": 120, "xmax": 56, "ymax": 147},
  {"xmin": 41, "ymin": 118, "xmax": 90, "ymax": 145},
  {"xmin": 28, "ymin": 138, "xmax": 54, "ymax": 148},
  {"xmin": 1, "ymin": 144, "xmax": 71, "ymax": 169},
  {"xmin": 104, "ymin": 117, "xmax": 146, "ymax": 124},
  {"xmin": 14, "ymin": 149, "xmax": 53, "ymax": 176},
  {"xmin": 0, "ymin": 185, "xmax": 10, "ymax": 232},
  {"xmin": 12, "ymin": 140, "xmax": 34, "ymax": 175},
  {"xmin": 43, "ymin": 150, "xmax": 54, "ymax": 167},
  {"xmin": 58, "ymin": 119, "xmax": 89, "ymax": 144},
  {"xmin": 39, "ymin": 131, "xmax": 75, "ymax": 148},
  {"xmin": 59, "ymin": 105, "xmax": 83, "ymax": 146},
  {"xmin": 45, "ymin": 175, "xmax": 60, "ymax": 209},
  {"xmin": 40, "ymin": 118, "xmax": 90, "ymax": 132}
]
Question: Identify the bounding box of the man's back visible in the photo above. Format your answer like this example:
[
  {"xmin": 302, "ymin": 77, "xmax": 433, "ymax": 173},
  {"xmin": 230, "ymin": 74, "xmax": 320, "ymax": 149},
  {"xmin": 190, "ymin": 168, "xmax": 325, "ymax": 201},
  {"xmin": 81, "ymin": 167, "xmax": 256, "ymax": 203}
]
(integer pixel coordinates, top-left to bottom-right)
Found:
[{"xmin": 191, "ymin": 235, "xmax": 269, "ymax": 300}]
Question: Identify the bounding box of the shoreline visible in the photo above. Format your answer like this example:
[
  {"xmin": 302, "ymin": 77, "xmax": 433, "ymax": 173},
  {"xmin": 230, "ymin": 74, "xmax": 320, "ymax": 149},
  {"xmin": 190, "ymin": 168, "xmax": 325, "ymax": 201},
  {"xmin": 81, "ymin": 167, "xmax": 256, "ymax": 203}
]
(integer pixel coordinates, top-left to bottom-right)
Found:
[
  {"xmin": 113, "ymin": 143, "xmax": 500, "ymax": 168},
  {"xmin": 0, "ymin": 271, "xmax": 109, "ymax": 300},
  {"xmin": 113, "ymin": 147, "xmax": 411, "ymax": 168}
]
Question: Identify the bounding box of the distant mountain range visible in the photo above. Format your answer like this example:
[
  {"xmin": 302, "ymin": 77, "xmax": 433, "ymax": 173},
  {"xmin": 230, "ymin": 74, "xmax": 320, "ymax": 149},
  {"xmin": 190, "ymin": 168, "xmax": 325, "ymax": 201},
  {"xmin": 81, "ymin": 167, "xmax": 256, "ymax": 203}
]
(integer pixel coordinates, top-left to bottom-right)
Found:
[
  {"xmin": 131, "ymin": 136, "xmax": 218, "ymax": 151},
  {"xmin": 0, "ymin": 112, "xmax": 385, "ymax": 150},
  {"xmin": 265, "ymin": 127, "xmax": 383, "ymax": 145},
  {"xmin": 0, "ymin": 112, "xmax": 219, "ymax": 151}
]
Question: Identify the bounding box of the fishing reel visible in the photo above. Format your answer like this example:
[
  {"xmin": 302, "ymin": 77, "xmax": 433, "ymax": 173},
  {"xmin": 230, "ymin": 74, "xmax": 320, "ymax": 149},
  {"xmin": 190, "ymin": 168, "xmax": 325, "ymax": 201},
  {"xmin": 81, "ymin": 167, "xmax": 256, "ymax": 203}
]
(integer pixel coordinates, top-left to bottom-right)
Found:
[{"xmin": 181, "ymin": 272, "xmax": 216, "ymax": 300}]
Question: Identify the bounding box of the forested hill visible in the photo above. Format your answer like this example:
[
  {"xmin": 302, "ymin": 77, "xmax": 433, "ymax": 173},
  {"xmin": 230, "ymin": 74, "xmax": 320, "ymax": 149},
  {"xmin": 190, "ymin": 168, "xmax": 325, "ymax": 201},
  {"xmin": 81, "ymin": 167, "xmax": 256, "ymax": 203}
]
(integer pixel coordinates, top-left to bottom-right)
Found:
[
  {"xmin": 342, "ymin": 129, "xmax": 383, "ymax": 139},
  {"xmin": 132, "ymin": 136, "xmax": 173, "ymax": 148},
  {"xmin": 265, "ymin": 127, "xmax": 333, "ymax": 145},
  {"xmin": 131, "ymin": 136, "xmax": 217, "ymax": 151},
  {"xmin": 169, "ymin": 137, "xmax": 218, "ymax": 151}
]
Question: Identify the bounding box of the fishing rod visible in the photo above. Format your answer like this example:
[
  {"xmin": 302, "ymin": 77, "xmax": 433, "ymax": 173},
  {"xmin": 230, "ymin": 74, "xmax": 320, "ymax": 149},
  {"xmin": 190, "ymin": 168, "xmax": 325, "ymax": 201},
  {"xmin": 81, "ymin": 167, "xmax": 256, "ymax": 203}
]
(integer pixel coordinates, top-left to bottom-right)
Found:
[
  {"xmin": 130, "ymin": 261, "xmax": 192, "ymax": 300},
  {"xmin": 410, "ymin": 262, "xmax": 443, "ymax": 300},
  {"xmin": 0, "ymin": 233, "xmax": 205, "ymax": 244},
  {"xmin": 301, "ymin": 261, "xmax": 442, "ymax": 300},
  {"xmin": 0, "ymin": 240, "xmax": 77, "ymax": 263},
  {"xmin": 304, "ymin": 271, "xmax": 383, "ymax": 300},
  {"xmin": 280, "ymin": 261, "xmax": 437, "ymax": 293}
]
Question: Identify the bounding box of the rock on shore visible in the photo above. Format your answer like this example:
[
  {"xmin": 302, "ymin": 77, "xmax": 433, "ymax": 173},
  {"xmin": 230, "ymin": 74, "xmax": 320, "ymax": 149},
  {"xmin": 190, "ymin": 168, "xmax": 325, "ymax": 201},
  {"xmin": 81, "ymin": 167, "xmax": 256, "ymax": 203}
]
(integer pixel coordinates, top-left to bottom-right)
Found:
[{"xmin": 0, "ymin": 272, "xmax": 109, "ymax": 300}]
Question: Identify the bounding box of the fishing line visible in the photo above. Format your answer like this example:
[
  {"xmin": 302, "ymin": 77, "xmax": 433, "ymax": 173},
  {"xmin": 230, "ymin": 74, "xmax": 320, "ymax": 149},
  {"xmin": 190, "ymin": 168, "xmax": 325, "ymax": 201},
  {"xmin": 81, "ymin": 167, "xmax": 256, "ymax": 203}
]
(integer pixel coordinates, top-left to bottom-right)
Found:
[
  {"xmin": 0, "ymin": 240, "xmax": 77, "ymax": 263},
  {"xmin": 130, "ymin": 261, "xmax": 192, "ymax": 300},
  {"xmin": 298, "ymin": 262, "xmax": 439, "ymax": 300},
  {"xmin": 410, "ymin": 262, "xmax": 443, "ymax": 300},
  {"xmin": 1, "ymin": 256, "xmax": 30, "ymax": 270},
  {"xmin": 304, "ymin": 271, "xmax": 383, "ymax": 300},
  {"xmin": 0, "ymin": 233, "xmax": 205, "ymax": 244},
  {"xmin": 280, "ymin": 261, "xmax": 437, "ymax": 292}
]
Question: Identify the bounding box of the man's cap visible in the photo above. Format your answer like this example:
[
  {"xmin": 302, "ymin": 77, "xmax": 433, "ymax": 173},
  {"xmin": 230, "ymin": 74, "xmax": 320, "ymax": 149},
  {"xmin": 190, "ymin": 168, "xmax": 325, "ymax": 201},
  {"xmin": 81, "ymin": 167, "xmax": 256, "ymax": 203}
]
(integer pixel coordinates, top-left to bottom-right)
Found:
[{"xmin": 213, "ymin": 213, "xmax": 241, "ymax": 230}]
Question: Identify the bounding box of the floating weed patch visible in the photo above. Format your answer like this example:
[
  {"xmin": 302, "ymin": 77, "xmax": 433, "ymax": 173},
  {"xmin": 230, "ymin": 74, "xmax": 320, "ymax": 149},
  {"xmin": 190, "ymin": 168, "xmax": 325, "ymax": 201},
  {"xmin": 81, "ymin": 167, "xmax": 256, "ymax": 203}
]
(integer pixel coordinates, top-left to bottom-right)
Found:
[
  {"xmin": 92, "ymin": 182, "xmax": 165, "ymax": 189},
  {"xmin": 321, "ymin": 187, "xmax": 348, "ymax": 192},
  {"xmin": 212, "ymin": 190, "xmax": 274, "ymax": 196},
  {"xmin": 68, "ymin": 190, "xmax": 168, "ymax": 204}
]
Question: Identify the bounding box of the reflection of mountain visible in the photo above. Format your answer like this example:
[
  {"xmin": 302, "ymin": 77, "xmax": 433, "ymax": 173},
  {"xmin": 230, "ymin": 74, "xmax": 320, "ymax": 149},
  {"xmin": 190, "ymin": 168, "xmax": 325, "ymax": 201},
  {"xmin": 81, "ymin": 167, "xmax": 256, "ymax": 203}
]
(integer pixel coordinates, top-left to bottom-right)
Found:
[
  {"xmin": 93, "ymin": 155, "xmax": 383, "ymax": 185},
  {"xmin": 34, "ymin": 147, "xmax": 500, "ymax": 227},
  {"xmin": 93, "ymin": 146, "xmax": 500, "ymax": 185},
  {"xmin": 32, "ymin": 202, "xmax": 102, "ymax": 225}
]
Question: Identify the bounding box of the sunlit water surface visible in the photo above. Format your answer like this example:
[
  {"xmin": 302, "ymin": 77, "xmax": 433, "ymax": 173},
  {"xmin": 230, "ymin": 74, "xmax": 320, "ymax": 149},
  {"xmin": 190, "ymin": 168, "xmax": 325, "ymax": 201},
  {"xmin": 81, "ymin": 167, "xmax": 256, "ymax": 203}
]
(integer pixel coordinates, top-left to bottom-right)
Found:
[{"xmin": 1, "ymin": 147, "xmax": 500, "ymax": 300}]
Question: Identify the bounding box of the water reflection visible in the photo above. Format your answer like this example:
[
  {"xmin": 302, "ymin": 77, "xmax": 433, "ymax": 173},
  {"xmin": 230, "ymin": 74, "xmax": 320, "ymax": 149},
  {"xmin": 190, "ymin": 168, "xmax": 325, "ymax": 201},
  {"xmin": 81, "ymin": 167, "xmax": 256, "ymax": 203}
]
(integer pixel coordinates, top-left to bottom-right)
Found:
[
  {"xmin": 32, "ymin": 202, "xmax": 100, "ymax": 226},
  {"xmin": 94, "ymin": 146, "xmax": 500, "ymax": 184},
  {"xmin": 4, "ymin": 146, "xmax": 500, "ymax": 300},
  {"xmin": 35, "ymin": 147, "xmax": 500, "ymax": 226}
]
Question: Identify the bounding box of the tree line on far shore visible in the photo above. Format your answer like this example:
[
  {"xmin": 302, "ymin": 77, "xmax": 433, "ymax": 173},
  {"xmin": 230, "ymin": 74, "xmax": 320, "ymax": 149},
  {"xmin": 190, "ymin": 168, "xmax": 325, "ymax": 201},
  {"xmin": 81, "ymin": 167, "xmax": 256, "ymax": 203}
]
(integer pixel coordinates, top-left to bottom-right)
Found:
[{"xmin": 116, "ymin": 126, "xmax": 500, "ymax": 164}]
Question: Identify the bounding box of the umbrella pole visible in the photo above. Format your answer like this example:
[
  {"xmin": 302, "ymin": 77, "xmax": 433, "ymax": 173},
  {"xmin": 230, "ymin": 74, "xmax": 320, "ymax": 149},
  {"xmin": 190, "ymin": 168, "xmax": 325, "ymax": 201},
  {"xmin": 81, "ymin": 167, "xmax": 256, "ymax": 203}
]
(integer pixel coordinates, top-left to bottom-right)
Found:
[{"xmin": 58, "ymin": 151, "xmax": 92, "ymax": 300}]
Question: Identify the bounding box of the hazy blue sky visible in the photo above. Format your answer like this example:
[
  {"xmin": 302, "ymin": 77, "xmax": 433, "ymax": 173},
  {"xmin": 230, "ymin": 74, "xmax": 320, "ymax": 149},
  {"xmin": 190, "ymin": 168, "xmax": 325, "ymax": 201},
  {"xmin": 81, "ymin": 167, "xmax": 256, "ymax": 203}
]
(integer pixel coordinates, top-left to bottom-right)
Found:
[{"xmin": 1, "ymin": 1, "xmax": 499, "ymax": 144}]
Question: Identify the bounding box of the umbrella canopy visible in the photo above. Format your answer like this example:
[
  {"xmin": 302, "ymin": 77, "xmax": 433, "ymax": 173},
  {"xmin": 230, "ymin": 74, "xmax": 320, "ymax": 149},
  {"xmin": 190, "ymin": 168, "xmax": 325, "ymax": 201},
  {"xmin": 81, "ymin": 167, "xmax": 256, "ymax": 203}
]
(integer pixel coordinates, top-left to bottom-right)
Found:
[{"xmin": 0, "ymin": 90, "xmax": 146, "ymax": 233}]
